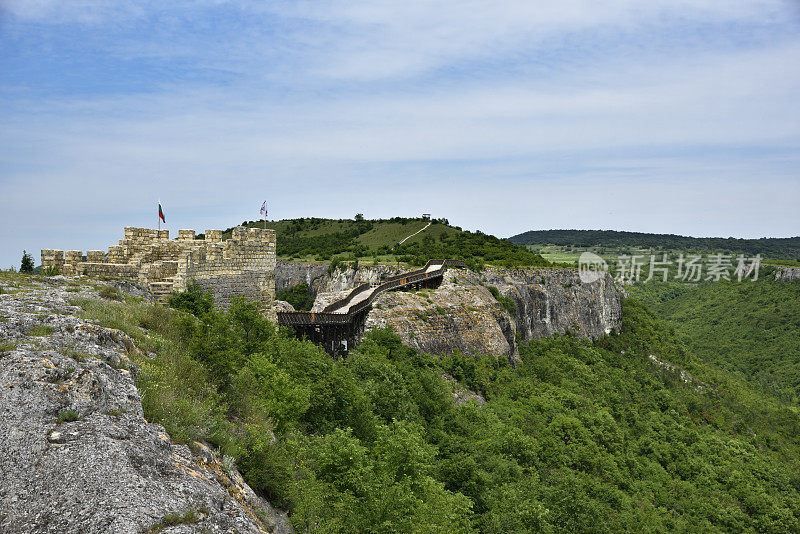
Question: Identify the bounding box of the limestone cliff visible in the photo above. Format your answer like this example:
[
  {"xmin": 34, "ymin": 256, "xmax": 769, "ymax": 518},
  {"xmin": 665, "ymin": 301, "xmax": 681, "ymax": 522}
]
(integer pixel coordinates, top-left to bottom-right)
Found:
[
  {"xmin": 0, "ymin": 277, "xmax": 289, "ymax": 533},
  {"xmin": 364, "ymin": 269, "xmax": 621, "ymax": 359},
  {"xmin": 774, "ymin": 267, "xmax": 800, "ymax": 282},
  {"xmin": 481, "ymin": 268, "xmax": 622, "ymax": 341},
  {"xmin": 291, "ymin": 262, "xmax": 623, "ymax": 359}
]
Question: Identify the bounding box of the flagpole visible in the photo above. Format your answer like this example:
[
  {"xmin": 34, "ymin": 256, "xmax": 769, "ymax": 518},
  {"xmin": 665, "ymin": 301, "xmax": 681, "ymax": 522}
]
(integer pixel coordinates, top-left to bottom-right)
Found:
[{"xmin": 158, "ymin": 199, "xmax": 161, "ymax": 231}]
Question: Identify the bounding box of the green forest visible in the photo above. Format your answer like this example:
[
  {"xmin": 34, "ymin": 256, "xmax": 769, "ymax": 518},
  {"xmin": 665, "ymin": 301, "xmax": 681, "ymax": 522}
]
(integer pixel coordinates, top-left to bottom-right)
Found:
[
  {"xmin": 74, "ymin": 285, "xmax": 800, "ymax": 532},
  {"xmin": 509, "ymin": 229, "xmax": 800, "ymax": 261}
]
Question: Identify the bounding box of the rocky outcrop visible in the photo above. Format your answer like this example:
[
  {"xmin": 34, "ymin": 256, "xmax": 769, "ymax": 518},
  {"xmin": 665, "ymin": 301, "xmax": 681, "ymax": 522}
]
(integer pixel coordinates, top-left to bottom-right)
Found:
[
  {"xmin": 361, "ymin": 268, "xmax": 621, "ymax": 359},
  {"xmin": 275, "ymin": 261, "xmax": 329, "ymax": 293},
  {"xmin": 276, "ymin": 262, "xmax": 406, "ymax": 297},
  {"xmin": 315, "ymin": 264, "xmax": 405, "ymax": 294},
  {"xmin": 277, "ymin": 261, "xmax": 622, "ymax": 358},
  {"xmin": 0, "ymin": 277, "xmax": 289, "ymax": 534},
  {"xmin": 364, "ymin": 272, "xmax": 517, "ymax": 358},
  {"xmin": 481, "ymin": 268, "xmax": 621, "ymax": 341},
  {"xmin": 774, "ymin": 267, "xmax": 800, "ymax": 282}
]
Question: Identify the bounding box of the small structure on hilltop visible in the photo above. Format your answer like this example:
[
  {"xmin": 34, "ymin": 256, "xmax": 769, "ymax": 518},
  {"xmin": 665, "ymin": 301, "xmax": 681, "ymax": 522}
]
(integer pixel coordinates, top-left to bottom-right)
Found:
[{"xmin": 41, "ymin": 226, "xmax": 276, "ymax": 309}]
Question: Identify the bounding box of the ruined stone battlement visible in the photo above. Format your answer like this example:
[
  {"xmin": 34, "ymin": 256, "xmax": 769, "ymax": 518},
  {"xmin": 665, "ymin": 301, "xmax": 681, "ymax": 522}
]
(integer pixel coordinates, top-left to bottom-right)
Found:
[{"xmin": 42, "ymin": 226, "xmax": 276, "ymax": 309}]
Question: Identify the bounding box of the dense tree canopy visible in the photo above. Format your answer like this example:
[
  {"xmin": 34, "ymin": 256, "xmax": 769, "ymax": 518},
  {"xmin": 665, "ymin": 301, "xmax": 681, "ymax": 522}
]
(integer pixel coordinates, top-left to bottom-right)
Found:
[{"xmin": 79, "ymin": 291, "xmax": 800, "ymax": 532}]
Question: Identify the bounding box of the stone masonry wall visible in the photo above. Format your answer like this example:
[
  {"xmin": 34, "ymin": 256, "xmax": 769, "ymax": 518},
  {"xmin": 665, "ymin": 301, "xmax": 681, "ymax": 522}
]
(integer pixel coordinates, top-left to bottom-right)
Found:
[{"xmin": 41, "ymin": 226, "xmax": 276, "ymax": 310}]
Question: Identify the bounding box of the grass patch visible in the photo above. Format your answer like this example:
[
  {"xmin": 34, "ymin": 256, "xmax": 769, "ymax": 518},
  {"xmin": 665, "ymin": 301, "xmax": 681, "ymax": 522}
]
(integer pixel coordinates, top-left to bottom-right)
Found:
[
  {"xmin": 56, "ymin": 409, "xmax": 80, "ymax": 423},
  {"xmin": 28, "ymin": 324, "xmax": 54, "ymax": 337},
  {"xmin": 99, "ymin": 285, "xmax": 123, "ymax": 301},
  {"xmin": 147, "ymin": 506, "xmax": 208, "ymax": 533},
  {"xmin": 0, "ymin": 340, "xmax": 17, "ymax": 352},
  {"xmin": 41, "ymin": 265, "xmax": 61, "ymax": 276},
  {"xmin": 413, "ymin": 310, "xmax": 429, "ymax": 322},
  {"xmin": 106, "ymin": 408, "xmax": 126, "ymax": 417}
]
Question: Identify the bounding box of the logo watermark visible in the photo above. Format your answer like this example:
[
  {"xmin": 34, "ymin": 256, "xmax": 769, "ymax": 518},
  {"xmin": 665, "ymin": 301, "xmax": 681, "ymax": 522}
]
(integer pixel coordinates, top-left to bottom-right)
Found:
[
  {"xmin": 611, "ymin": 253, "xmax": 761, "ymax": 284},
  {"xmin": 578, "ymin": 252, "xmax": 609, "ymax": 284}
]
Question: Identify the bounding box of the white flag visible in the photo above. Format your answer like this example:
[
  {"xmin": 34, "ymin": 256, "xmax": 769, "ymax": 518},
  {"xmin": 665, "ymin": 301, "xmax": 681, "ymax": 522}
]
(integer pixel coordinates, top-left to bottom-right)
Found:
[{"xmin": 260, "ymin": 200, "xmax": 267, "ymax": 218}]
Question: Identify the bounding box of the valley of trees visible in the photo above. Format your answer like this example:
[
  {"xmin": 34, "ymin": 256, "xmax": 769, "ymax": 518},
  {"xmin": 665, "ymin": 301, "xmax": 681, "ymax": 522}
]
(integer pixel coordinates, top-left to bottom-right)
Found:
[
  {"xmin": 76, "ymin": 285, "xmax": 800, "ymax": 532},
  {"xmin": 630, "ymin": 278, "xmax": 800, "ymax": 405}
]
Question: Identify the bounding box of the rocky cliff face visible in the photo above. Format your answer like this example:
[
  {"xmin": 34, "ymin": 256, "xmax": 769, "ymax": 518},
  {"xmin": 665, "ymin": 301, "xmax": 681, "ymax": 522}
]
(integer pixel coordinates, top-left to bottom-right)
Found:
[
  {"xmin": 291, "ymin": 261, "xmax": 623, "ymax": 359},
  {"xmin": 363, "ymin": 269, "xmax": 622, "ymax": 359},
  {"xmin": 275, "ymin": 261, "xmax": 329, "ymax": 294},
  {"xmin": 0, "ymin": 277, "xmax": 289, "ymax": 534},
  {"xmin": 774, "ymin": 267, "xmax": 800, "ymax": 282},
  {"xmin": 275, "ymin": 262, "xmax": 406, "ymax": 311},
  {"xmin": 275, "ymin": 261, "xmax": 622, "ymax": 358},
  {"xmin": 481, "ymin": 268, "xmax": 622, "ymax": 341}
]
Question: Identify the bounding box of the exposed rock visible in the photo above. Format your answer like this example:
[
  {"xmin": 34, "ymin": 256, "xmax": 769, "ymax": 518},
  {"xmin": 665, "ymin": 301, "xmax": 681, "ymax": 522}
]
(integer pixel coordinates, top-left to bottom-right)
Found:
[
  {"xmin": 310, "ymin": 289, "xmax": 352, "ymax": 312},
  {"xmin": 275, "ymin": 261, "xmax": 329, "ymax": 294},
  {"xmin": 316, "ymin": 264, "xmax": 404, "ymax": 294},
  {"xmin": 0, "ymin": 278, "xmax": 290, "ymax": 534},
  {"xmin": 276, "ymin": 262, "xmax": 406, "ymax": 310},
  {"xmin": 273, "ymin": 300, "xmax": 296, "ymax": 312},
  {"xmin": 112, "ymin": 280, "xmax": 156, "ymax": 303},
  {"xmin": 276, "ymin": 261, "xmax": 622, "ymax": 358},
  {"xmin": 647, "ymin": 354, "xmax": 710, "ymax": 394},
  {"xmin": 482, "ymin": 267, "xmax": 622, "ymax": 340},
  {"xmin": 365, "ymin": 272, "xmax": 517, "ymax": 359},
  {"xmin": 774, "ymin": 267, "xmax": 800, "ymax": 282},
  {"xmin": 364, "ymin": 268, "xmax": 622, "ymax": 359}
]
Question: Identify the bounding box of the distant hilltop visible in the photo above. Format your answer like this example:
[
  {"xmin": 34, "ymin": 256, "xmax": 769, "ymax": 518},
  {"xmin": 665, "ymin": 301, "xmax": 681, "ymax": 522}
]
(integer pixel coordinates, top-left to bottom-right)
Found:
[
  {"xmin": 226, "ymin": 216, "xmax": 549, "ymax": 268},
  {"xmin": 509, "ymin": 229, "xmax": 800, "ymax": 260}
]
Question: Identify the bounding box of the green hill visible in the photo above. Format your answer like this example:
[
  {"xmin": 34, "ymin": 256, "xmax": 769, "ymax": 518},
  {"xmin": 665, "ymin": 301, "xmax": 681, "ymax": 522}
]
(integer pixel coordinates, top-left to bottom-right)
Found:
[
  {"xmin": 629, "ymin": 278, "xmax": 800, "ymax": 404},
  {"xmin": 509, "ymin": 229, "xmax": 800, "ymax": 261},
  {"xmin": 223, "ymin": 216, "xmax": 550, "ymax": 268}
]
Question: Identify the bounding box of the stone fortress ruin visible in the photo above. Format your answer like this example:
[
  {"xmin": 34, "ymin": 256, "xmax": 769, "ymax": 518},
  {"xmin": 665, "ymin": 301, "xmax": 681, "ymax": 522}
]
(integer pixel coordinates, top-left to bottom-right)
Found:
[{"xmin": 41, "ymin": 226, "xmax": 276, "ymax": 310}]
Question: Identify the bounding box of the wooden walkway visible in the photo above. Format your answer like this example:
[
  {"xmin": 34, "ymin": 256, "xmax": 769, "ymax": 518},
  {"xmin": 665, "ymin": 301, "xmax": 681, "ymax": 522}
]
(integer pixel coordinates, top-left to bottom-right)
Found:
[{"xmin": 277, "ymin": 259, "xmax": 465, "ymax": 327}]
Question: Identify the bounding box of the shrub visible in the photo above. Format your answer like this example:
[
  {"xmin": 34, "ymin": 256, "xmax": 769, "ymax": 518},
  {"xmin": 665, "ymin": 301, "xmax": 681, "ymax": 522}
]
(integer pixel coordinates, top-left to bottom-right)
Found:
[
  {"xmin": 486, "ymin": 285, "xmax": 516, "ymax": 313},
  {"xmin": 28, "ymin": 324, "xmax": 54, "ymax": 336},
  {"xmin": 42, "ymin": 265, "xmax": 61, "ymax": 276},
  {"xmin": 276, "ymin": 282, "xmax": 315, "ymax": 311},
  {"xmin": 146, "ymin": 506, "xmax": 207, "ymax": 533},
  {"xmin": 99, "ymin": 285, "xmax": 123, "ymax": 301},
  {"xmin": 168, "ymin": 280, "xmax": 214, "ymax": 317}
]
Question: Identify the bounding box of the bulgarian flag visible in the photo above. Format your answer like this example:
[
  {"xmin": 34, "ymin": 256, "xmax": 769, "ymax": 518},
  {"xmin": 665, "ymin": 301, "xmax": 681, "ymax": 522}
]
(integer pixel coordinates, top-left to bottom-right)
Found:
[{"xmin": 158, "ymin": 201, "xmax": 165, "ymax": 223}]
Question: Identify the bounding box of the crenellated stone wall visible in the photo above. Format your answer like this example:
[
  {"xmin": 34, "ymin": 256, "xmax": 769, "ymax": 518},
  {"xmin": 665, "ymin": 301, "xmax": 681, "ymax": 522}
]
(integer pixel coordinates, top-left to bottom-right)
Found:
[{"xmin": 42, "ymin": 226, "xmax": 276, "ymax": 310}]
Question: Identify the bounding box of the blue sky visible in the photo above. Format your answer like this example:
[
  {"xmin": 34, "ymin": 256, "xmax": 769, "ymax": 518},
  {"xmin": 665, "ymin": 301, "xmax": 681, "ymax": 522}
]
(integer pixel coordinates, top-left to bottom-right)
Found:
[{"xmin": 1, "ymin": 1, "xmax": 799, "ymax": 268}]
